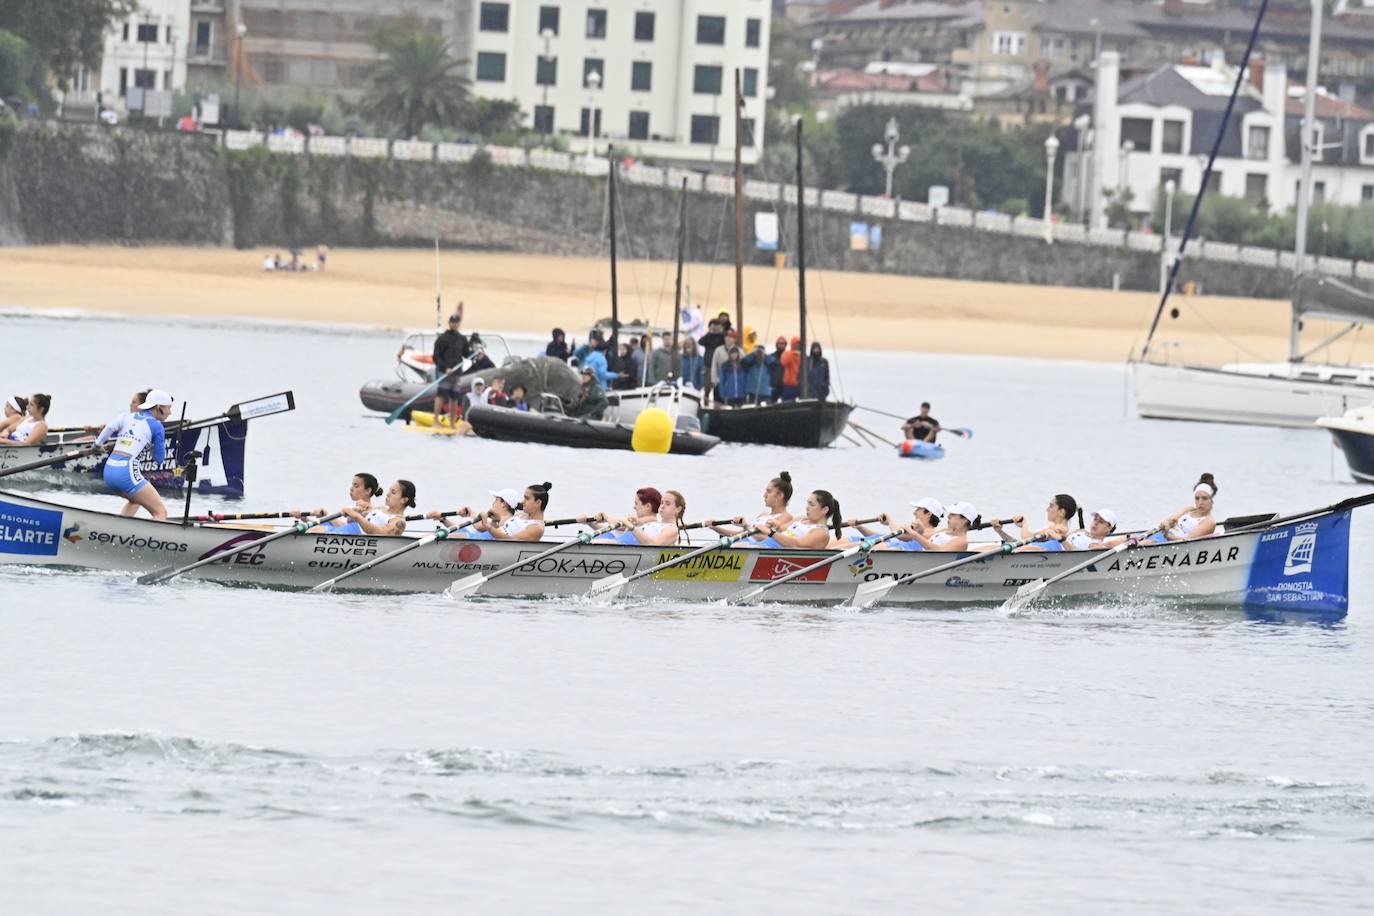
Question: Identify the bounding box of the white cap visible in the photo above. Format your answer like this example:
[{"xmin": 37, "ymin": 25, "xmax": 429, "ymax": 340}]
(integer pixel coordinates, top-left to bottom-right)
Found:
[
  {"xmin": 489, "ymin": 488, "xmax": 521, "ymax": 509},
  {"xmin": 471, "ymin": 377, "xmax": 486, "ymax": 387},
  {"xmin": 947, "ymin": 501, "xmax": 978, "ymax": 522},
  {"xmin": 1093, "ymin": 508, "xmax": 1119, "ymax": 530},
  {"xmin": 909, "ymin": 497, "xmax": 945, "ymax": 519},
  {"xmin": 139, "ymin": 389, "xmax": 174, "ymax": 409}
]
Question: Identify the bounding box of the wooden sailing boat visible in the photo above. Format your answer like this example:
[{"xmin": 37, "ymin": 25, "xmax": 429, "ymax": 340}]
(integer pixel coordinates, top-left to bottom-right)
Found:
[{"xmin": 698, "ymin": 72, "xmax": 854, "ymax": 448}]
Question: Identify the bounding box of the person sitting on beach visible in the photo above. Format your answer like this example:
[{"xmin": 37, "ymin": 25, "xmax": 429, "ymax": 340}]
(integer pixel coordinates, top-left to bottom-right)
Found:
[
  {"xmin": 262, "ymin": 254, "xmax": 276, "ymax": 272},
  {"xmin": 902, "ymin": 403, "xmax": 940, "ymax": 443},
  {"xmin": 3, "ymin": 393, "xmax": 51, "ymax": 445}
]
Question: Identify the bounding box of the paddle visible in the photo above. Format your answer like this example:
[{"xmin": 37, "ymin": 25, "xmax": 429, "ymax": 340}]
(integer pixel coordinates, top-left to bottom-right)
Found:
[
  {"xmin": 999, "ymin": 526, "xmax": 1166, "ymax": 615},
  {"xmin": 935, "ymin": 426, "xmax": 973, "ymax": 439},
  {"xmin": 138, "ymin": 510, "xmax": 347, "ymax": 585},
  {"xmin": 585, "ymin": 521, "xmax": 744, "ymax": 600},
  {"xmin": 445, "ymin": 523, "xmax": 616, "ymax": 599},
  {"xmin": 0, "ymin": 442, "xmax": 112, "ymax": 479},
  {"xmin": 849, "ymin": 532, "xmax": 1046, "ymax": 610},
  {"xmin": 309, "ymin": 516, "xmax": 477, "ymax": 593},
  {"xmin": 729, "ymin": 529, "xmax": 898, "ymax": 606},
  {"xmin": 169, "ymin": 392, "xmax": 297, "ymax": 433},
  {"xmin": 385, "ymin": 356, "xmax": 472, "ymax": 425}
]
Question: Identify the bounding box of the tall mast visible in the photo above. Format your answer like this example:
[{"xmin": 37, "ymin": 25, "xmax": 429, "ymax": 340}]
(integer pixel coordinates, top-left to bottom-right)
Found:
[
  {"xmin": 672, "ymin": 178, "xmax": 687, "ymax": 381},
  {"xmin": 796, "ymin": 120, "xmax": 809, "ymax": 400},
  {"xmin": 1292, "ymin": 0, "xmax": 1323, "ymax": 363},
  {"xmin": 608, "ymin": 146, "xmax": 620, "ymax": 356},
  {"xmin": 734, "ymin": 68, "xmax": 745, "ymax": 338}
]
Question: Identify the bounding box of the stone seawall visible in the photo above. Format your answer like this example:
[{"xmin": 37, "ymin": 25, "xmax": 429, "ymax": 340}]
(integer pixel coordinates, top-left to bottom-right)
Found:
[{"xmin": 0, "ymin": 124, "xmax": 1294, "ymax": 299}]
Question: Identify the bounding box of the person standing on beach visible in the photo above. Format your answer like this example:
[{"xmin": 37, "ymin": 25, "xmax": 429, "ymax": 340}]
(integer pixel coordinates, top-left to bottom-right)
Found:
[{"xmin": 432, "ymin": 311, "xmax": 470, "ymax": 426}]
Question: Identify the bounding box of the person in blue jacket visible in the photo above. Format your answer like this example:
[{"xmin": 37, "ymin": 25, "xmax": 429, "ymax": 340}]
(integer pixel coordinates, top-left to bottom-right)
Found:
[
  {"xmin": 96, "ymin": 388, "xmax": 176, "ymax": 520},
  {"xmin": 717, "ymin": 346, "xmax": 747, "ymax": 406},
  {"xmin": 580, "ymin": 338, "xmax": 617, "ymax": 387},
  {"xmin": 741, "ymin": 343, "xmax": 775, "ymax": 403},
  {"xmin": 678, "ymin": 337, "xmax": 704, "ymax": 389}
]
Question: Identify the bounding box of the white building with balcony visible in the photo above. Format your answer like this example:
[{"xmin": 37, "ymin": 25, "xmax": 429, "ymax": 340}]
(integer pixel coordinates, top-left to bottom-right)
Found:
[
  {"xmin": 96, "ymin": 0, "xmax": 193, "ymax": 99},
  {"xmin": 467, "ymin": 0, "xmax": 771, "ymax": 167}
]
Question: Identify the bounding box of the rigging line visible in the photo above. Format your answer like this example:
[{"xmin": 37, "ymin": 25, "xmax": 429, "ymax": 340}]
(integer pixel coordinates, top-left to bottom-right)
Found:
[
  {"xmin": 813, "ymin": 269, "xmax": 847, "ymax": 401},
  {"xmin": 1347, "ymin": 322, "xmax": 1364, "ymax": 365},
  {"xmin": 1180, "ymin": 298, "xmax": 1268, "ymax": 361},
  {"xmin": 610, "ymin": 168, "xmax": 653, "ymax": 323},
  {"xmin": 1139, "ymin": 0, "xmax": 1271, "ymax": 360},
  {"xmin": 587, "ymin": 171, "xmax": 612, "ymax": 332}
]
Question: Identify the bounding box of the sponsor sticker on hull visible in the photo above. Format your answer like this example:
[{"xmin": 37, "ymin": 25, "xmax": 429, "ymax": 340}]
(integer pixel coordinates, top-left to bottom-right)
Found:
[
  {"xmin": 510, "ymin": 550, "xmax": 639, "ymax": 579},
  {"xmin": 748, "ymin": 555, "xmax": 831, "ymax": 584},
  {"xmin": 650, "ymin": 550, "xmax": 746, "ymax": 581},
  {"xmin": 0, "ymin": 500, "xmax": 62, "ymax": 556}
]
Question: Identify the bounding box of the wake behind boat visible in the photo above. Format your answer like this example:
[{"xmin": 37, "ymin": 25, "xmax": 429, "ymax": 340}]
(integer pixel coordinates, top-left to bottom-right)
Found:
[{"xmin": 0, "ymin": 488, "xmax": 1362, "ymax": 613}]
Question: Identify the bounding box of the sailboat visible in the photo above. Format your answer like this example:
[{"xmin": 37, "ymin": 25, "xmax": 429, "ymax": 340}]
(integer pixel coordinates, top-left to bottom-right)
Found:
[
  {"xmin": 698, "ymin": 73, "xmax": 855, "ymax": 448},
  {"xmin": 1132, "ymin": 0, "xmax": 1374, "ymax": 427}
]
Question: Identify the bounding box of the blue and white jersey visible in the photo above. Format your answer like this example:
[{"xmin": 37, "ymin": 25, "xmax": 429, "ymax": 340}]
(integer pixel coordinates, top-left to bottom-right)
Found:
[
  {"xmin": 94, "ymin": 412, "xmax": 133, "ymax": 448},
  {"xmin": 103, "ymin": 410, "xmax": 166, "ymax": 464}
]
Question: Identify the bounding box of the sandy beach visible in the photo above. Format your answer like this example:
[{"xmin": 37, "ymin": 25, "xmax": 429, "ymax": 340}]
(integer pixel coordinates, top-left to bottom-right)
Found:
[{"xmin": 2, "ymin": 245, "xmax": 1370, "ymax": 364}]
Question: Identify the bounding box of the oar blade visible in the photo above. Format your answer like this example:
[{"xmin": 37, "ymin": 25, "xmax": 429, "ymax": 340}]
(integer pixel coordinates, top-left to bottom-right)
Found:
[
  {"xmin": 850, "ymin": 576, "xmax": 900, "ymax": 609},
  {"xmin": 999, "ymin": 578, "xmax": 1047, "ymax": 614},
  {"xmin": 445, "ymin": 573, "xmax": 488, "ymax": 599},
  {"xmin": 728, "ymin": 584, "xmax": 768, "ymax": 606},
  {"xmin": 136, "ymin": 566, "xmax": 177, "ymax": 586},
  {"xmin": 307, "ymin": 580, "xmax": 336, "ymax": 595},
  {"xmin": 585, "ymin": 573, "xmax": 628, "ymax": 601}
]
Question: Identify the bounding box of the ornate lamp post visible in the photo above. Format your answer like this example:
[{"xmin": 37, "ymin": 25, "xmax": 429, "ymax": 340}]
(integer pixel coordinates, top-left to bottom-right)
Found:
[
  {"xmin": 585, "ymin": 68, "xmax": 601, "ymax": 172},
  {"xmin": 1161, "ymin": 178, "xmax": 1177, "ymax": 294},
  {"xmin": 870, "ymin": 116, "xmax": 910, "ymax": 198},
  {"xmin": 1043, "ymin": 133, "xmax": 1059, "ymax": 243},
  {"xmin": 233, "ymin": 21, "xmax": 247, "ymax": 128}
]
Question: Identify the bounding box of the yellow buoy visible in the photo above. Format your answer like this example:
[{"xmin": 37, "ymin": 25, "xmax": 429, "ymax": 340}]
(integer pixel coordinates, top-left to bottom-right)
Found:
[{"xmin": 631, "ymin": 407, "xmax": 674, "ymax": 454}]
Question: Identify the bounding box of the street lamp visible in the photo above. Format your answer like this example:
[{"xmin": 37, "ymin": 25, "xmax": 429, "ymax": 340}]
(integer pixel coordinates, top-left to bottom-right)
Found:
[
  {"xmin": 1073, "ymin": 113, "xmax": 1091, "ymax": 223},
  {"xmin": 538, "ymin": 27, "xmax": 555, "ymax": 134},
  {"xmin": 1043, "ymin": 133, "xmax": 1059, "ymax": 243},
  {"xmin": 585, "ymin": 68, "xmax": 601, "ymax": 172},
  {"xmin": 870, "ymin": 117, "xmax": 910, "ymax": 198},
  {"xmin": 1119, "ymin": 138, "xmax": 1134, "ymax": 193},
  {"xmin": 1161, "ymin": 177, "xmax": 1177, "ymax": 294},
  {"xmin": 233, "ymin": 21, "xmax": 247, "ymax": 128}
]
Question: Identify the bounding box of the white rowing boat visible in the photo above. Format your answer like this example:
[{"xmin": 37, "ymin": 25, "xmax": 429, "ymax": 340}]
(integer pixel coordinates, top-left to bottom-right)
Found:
[{"xmin": 0, "ymin": 490, "xmax": 1362, "ymax": 613}]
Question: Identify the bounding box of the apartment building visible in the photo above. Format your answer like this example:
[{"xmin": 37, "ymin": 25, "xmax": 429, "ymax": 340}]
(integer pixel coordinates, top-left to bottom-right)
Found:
[
  {"xmin": 94, "ymin": 0, "xmax": 193, "ymax": 99},
  {"xmin": 467, "ymin": 1, "xmax": 772, "ymax": 166}
]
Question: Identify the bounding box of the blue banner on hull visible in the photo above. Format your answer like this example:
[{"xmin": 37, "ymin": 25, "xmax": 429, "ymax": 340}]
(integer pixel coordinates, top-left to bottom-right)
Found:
[
  {"xmin": 0, "ymin": 499, "xmax": 62, "ymax": 556},
  {"xmin": 1244, "ymin": 512, "xmax": 1351, "ymax": 614},
  {"xmin": 88, "ymin": 420, "xmax": 249, "ymax": 496}
]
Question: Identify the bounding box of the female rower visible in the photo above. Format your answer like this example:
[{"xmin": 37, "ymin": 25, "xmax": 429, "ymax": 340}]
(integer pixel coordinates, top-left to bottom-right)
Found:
[
  {"xmin": 751, "ymin": 490, "xmax": 843, "ymax": 549},
  {"xmin": 583, "ymin": 487, "xmax": 663, "ymax": 543},
  {"xmin": 994, "ymin": 493, "xmax": 1083, "ymax": 551},
  {"xmin": 615, "ymin": 490, "xmax": 688, "ymax": 546},
  {"xmin": 330, "ymin": 479, "xmax": 415, "ymax": 536},
  {"xmin": 3, "ymin": 395, "xmax": 27, "ymax": 426},
  {"xmin": 703, "ymin": 471, "xmax": 794, "ymax": 547},
  {"xmin": 1062, "ymin": 509, "xmax": 1120, "ymax": 550},
  {"xmin": 97, "ymin": 390, "xmax": 172, "ymax": 520},
  {"xmin": 1152, "ymin": 474, "xmax": 1218, "ymax": 542},
  {"xmin": 445, "ymin": 485, "xmax": 549, "ymax": 541},
  {"xmin": 831, "ymin": 497, "xmax": 944, "ymax": 549},
  {"xmin": 3, "ymin": 393, "xmax": 51, "ymax": 445},
  {"xmin": 85, "ymin": 390, "xmax": 150, "ymax": 438},
  {"xmin": 302, "ymin": 473, "xmax": 383, "ymax": 530},
  {"xmin": 900, "ymin": 501, "xmax": 978, "ymax": 552}
]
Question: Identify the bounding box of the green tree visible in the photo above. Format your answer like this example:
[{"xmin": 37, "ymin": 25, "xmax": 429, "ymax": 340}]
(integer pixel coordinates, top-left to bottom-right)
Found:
[
  {"xmin": 461, "ymin": 98, "xmax": 521, "ymax": 139},
  {"xmin": 764, "ymin": 16, "xmax": 816, "ymax": 146},
  {"xmin": 0, "ymin": 0, "xmax": 134, "ymax": 82},
  {"xmin": 0, "ymin": 29, "xmax": 37, "ymax": 100},
  {"xmin": 361, "ymin": 24, "xmax": 470, "ymax": 138}
]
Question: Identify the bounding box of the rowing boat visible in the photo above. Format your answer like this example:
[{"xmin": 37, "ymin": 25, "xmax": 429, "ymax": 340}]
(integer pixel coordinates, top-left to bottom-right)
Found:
[{"xmin": 0, "ymin": 489, "xmax": 1359, "ymax": 612}]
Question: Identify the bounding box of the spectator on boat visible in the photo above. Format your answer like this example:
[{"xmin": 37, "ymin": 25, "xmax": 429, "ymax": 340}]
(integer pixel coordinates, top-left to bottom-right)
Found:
[
  {"xmin": 704, "ymin": 471, "xmax": 794, "ymax": 547},
  {"xmin": 486, "ymin": 376, "xmax": 512, "ymax": 408},
  {"xmin": 717, "ymin": 346, "xmax": 747, "ymax": 406},
  {"xmin": 767, "ymin": 337, "xmax": 787, "ymax": 400},
  {"xmin": 507, "ymin": 383, "xmax": 531, "ymax": 412},
  {"xmin": 1151, "ymin": 474, "xmax": 1219, "ymax": 542},
  {"xmin": 779, "ymin": 336, "xmax": 802, "ymax": 400},
  {"xmin": 716, "ymin": 310, "xmax": 733, "ymax": 335},
  {"xmin": 2, "ymin": 393, "xmax": 50, "ymax": 445},
  {"xmin": 330, "ymin": 479, "xmax": 415, "ymax": 536},
  {"xmin": 581, "ymin": 337, "xmax": 616, "ymax": 387},
  {"xmin": 679, "ymin": 337, "xmax": 704, "ymax": 389},
  {"xmin": 573, "ymin": 366, "xmax": 608, "ymax": 420},
  {"xmin": 697, "ymin": 320, "xmax": 726, "ymax": 384},
  {"xmin": 467, "ymin": 336, "xmax": 496, "ymax": 373},
  {"xmin": 432, "ymin": 312, "xmax": 470, "ymax": 426},
  {"xmin": 628, "ymin": 336, "xmax": 646, "ymax": 386},
  {"xmin": 741, "ymin": 343, "xmax": 774, "ymax": 404},
  {"xmin": 545, "ymin": 328, "xmax": 570, "ymax": 362},
  {"xmin": 993, "ymin": 494, "xmax": 1083, "ymax": 551},
  {"xmin": 902, "ymin": 403, "xmax": 939, "ymax": 443},
  {"xmin": 808, "ymin": 342, "xmax": 831, "ymax": 401},
  {"xmin": 572, "ymin": 329, "xmax": 603, "ymax": 366},
  {"xmin": 464, "ymin": 378, "xmax": 490, "ymax": 415},
  {"xmin": 709, "ymin": 329, "xmax": 739, "ymax": 401},
  {"xmin": 610, "ymin": 342, "xmax": 639, "ymax": 391},
  {"xmin": 648, "ymin": 332, "xmax": 675, "ymax": 385}
]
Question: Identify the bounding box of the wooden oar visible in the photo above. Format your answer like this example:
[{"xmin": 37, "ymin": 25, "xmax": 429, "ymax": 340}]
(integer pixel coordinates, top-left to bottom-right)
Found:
[
  {"xmin": 445, "ymin": 524, "xmax": 615, "ymax": 599},
  {"xmin": 849, "ymin": 533, "xmax": 1046, "ymax": 610},
  {"xmin": 187, "ymin": 507, "xmax": 467, "ymax": 523},
  {"xmin": 729, "ymin": 529, "xmax": 898, "ymax": 605},
  {"xmin": 584, "ymin": 521, "xmax": 741, "ymax": 600},
  {"xmin": 998, "ymin": 526, "xmax": 1166, "ymax": 615},
  {"xmin": 309, "ymin": 516, "xmax": 477, "ymax": 593},
  {"xmin": 0, "ymin": 442, "xmax": 112, "ymax": 479},
  {"xmin": 385, "ymin": 357, "xmax": 472, "ymax": 425},
  {"xmin": 138, "ymin": 511, "xmax": 347, "ymax": 585}
]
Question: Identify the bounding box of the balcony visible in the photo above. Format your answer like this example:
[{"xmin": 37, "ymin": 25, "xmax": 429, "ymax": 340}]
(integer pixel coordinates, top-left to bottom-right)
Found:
[{"xmin": 191, "ymin": 0, "xmax": 225, "ymax": 12}]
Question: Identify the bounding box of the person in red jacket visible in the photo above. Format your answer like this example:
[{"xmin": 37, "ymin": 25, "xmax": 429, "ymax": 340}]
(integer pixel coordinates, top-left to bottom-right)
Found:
[{"xmin": 779, "ymin": 336, "xmax": 802, "ymax": 400}]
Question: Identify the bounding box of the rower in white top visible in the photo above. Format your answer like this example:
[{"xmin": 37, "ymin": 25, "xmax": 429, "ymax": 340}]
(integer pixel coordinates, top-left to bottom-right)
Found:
[
  {"xmin": 440, "ymin": 484, "xmax": 549, "ymax": 541},
  {"xmin": 1, "ymin": 392, "xmax": 51, "ymax": 446},
  {"xmin": 611, "ymin": 489, "xmax": 688, "ymax": 546},
  {"xmin": 1151, "ymin": 473, "xmax": 1219, "ymax": 542},
  {"xmin": 750, "ymin": 489, "xmax": 843, "ymax": 549},
  {"xmin": 703, "ymin": 471, "xmax": 795, "ymax": 548},
  {"xmin": 306, "ymin": 472, "xmax": 384, "ymax": 533}
]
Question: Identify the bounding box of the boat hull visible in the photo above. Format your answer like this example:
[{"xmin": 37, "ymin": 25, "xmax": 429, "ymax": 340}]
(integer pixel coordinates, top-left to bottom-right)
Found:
[
  {"xmin": 359, "ymin": 379, "xmax": 434, "ymax": 416},
  {"xmin": 465, "ymin": 405, "xmax": 720, "ymax": 454},
  {"xmin": 0, "ymin": 490, "xmax": 1351, "ymax": 613},
  {"xmin": 1134, "ymin": 362, "xmax": 1373, "ymax": 428},
  {"xmin": 605, "ymin": 386, "xmax": 702, "ymax": 423},
  {"xmin": 1318, "ymin": 407, "xmax": 1374, "ymax": 482},
  {"xmin": 898, "ymin": 440, "xmax": 945, "ymax": 460},
  {"xmin": 700, "ymin": 399, "xmax": 855, "ymax": 448}
]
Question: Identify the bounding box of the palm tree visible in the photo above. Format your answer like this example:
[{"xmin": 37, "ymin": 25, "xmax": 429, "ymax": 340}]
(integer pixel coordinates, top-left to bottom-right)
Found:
[{"xmin": 362, "ymin": 28, "xmax": 469, "ymax": 138}]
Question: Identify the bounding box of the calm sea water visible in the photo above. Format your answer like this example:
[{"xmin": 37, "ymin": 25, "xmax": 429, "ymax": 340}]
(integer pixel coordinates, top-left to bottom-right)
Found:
[{"xmin": 1, "ymin": 311, "xmax": 1371, "ymax": 914}]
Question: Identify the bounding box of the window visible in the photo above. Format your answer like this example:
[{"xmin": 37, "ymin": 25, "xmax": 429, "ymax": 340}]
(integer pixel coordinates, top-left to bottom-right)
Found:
[
  {"xmin": 538, "ymin": 5, "xmax": 559, "ymax": 35},
  {"xmin": 691, "ymin": 115, "xmax": 720, "ymax": 144},
  {"xmin": 1362, "ymin": 184, "xmax": 1374, "ymax": 204},
  {"xmin": 536, "ymin": 56, "xmax": 557, "ymax": 86},
  {"xmin": 741, "ymin": 117, "xmax": 756, "ymax": 146},
  {"xmin": 628, "ymin": 111, "xmax": 649, "ymax": 140},
  {"xmin": 1160, "ymin": 167, "xmax": 1182, "ymax": 188},
  {"xmin": 1245, "ymin": 173, "xmax": 1267, "ymax": 202},
  {"xmin": 534, "ymin": 105, "xmax": 554, "ymax": 133},
  {"xmin": 133, "ymin": 68, "xmax": 155, "ymax": 89},
  {"xmin": 1247, "ymin": 125, "xmax": 1270, "ymax": 160},
  {"xmin": 990, "ymin": 31, "xmax": 1026, "ymax": 55},
  {"xmin": 118, "ymin": 67, "xmax": 128, "ymax": 95},
  {"xmin": 579, "ymin": 107, "xmax": 603, "ymax": 137},
  {"xmin": 694, "ymin": 65, "xmax": 723, "ymax": 95},
  {"xmin": 476, "ymin": 52, "xmax": 506, "ymax": 82},
  {"xmin": 122, "ymin": 23, "xmax": 128, "ymax": 41},
  {"xmin": 1041, "ymin": 33, "xmax": 1066, "ymax": 57},
  {"xmin": 1161, "ymin": 120, "xmax": 1184, "ymax": 154},
  {"xmin": 631, "ymin": 61, "xmax": 651, "ymax": 92},
  {"xmin": 1203, "ymin": 171, "xmax": 1220, "ymax": 193},
  {"xmin": 743, "ymin": 67, "xmax": 758, "ymax": 98},
  {"xmin": 479, "ymin": 3, "xmax": 509, "ymax": 32},
  {"xmin": 586, "ymin": 9, "xmax": 606, "ymax": 39},
  {"xmin": 137, "ymin": 23, "xmax": 158, "ymax": 42},
  {"xmin": 1364, "ymin": 132, "xmax": 1374, "ymax": 159},
  {"xmin": 194, "ymin": 20, "xmax": 212, "ymax": 56},
  {"xmin": 697, "ymin": 15, "xmax": 726, "ymax": 45},
  {"xmin": 583, "ymin": 57, "xmax": 603, "ymax": 87},
  {"xmin": 1121, "ymin": 117, "xmax": 1153, "ymax": 151},
  {"xmin": 746, "ymin": 18, "xmax": 761, "ymax": 48},
  {"xmin": 1314, "ymin": 180, "xmax": 1326, "ymax": 202},
  {"xmin": 635, "ymin": 11, "xmax": 655, "ymax": 42}
]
